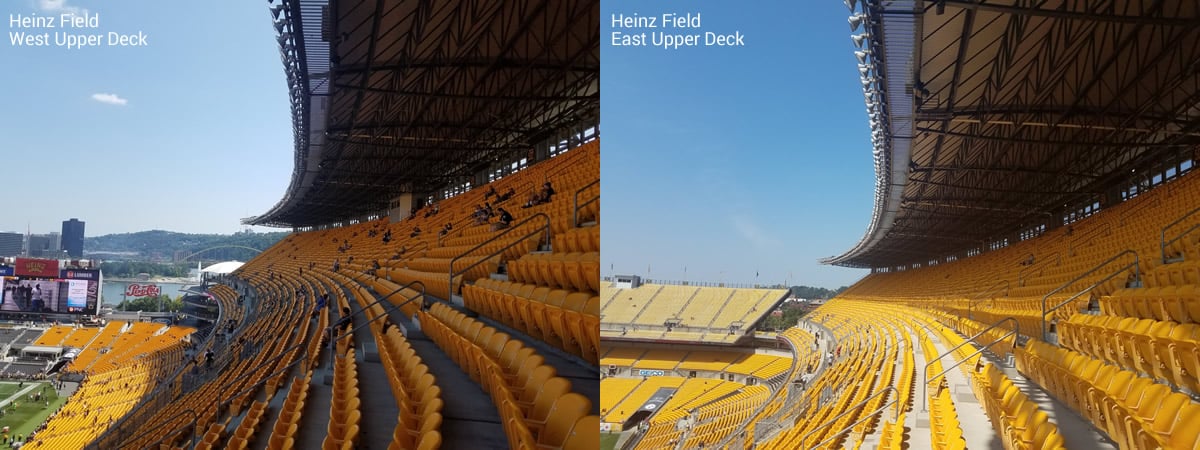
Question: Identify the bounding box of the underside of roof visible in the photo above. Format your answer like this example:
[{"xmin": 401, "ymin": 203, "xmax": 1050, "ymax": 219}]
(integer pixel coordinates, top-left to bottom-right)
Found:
[
  {"xmin": 245, "ymin": 0, "xmax": 600, "ymax": 227},
  {"xmin": 824, "ymin": 0, "xmax": 1200, "ymax": 268}
]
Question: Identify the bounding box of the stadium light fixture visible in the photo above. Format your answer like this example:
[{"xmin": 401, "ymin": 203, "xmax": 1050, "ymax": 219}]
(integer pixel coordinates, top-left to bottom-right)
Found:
[
  {"xmin": 270, "ymin": 4, "xmax": 285, "ymax": 19},
  {"xmin": 858, "ymin": 65, "xmax": 870, "ymax": 76},
  {"xmin": 854, "ymin": 50, "xmax": 870, "ymax": 64},
  {"xmin": 277, "ymin": 32, "xmax": 290, "ymax": 47},
  {"xmin": 848, "ymin": 14, "xmax": 867, "ymax": 32},
  {"xmin": 851, "ymin": 33, "xmax": 870, "ymax": 48},
  {"xmin": 845, "ymin": 0, "xmax": 857, "ymax": 12},
  {"xmin": 273, "ymin": 19, "xmax": 286, "ymax": 33}
]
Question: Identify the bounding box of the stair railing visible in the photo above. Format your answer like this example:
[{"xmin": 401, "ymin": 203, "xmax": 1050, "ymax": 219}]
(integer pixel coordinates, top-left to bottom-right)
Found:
[{"xmin": 1041, "ymin": 249, "xmax": 1138, "ymax": 340}]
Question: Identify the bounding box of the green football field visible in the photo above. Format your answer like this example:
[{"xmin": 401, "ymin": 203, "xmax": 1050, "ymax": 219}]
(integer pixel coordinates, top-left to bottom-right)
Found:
[
  {"xmin": 601, "ymin": 432, "xmax": 620, "ymax": 450},
  {"xmin": 0, "ymin": 382, "xmax": 65, "ymax": 441}
]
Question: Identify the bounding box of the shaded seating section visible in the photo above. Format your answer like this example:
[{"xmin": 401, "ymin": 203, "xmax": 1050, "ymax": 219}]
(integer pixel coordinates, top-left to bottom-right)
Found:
[
  {"xmin": 599, "ymin": 284, "xmax": 787, "ymax": 343},
  {"xmin": 248, "ymin": 139, "xmax": 597, "ymax": 303}
]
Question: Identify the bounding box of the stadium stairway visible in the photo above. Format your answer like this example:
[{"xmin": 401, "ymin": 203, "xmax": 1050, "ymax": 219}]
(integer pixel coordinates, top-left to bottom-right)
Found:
[
  {"xmin": 369, "ymin": 290, "xmax": 510, "ymax": 449},
  {"xmin": 923, "ymin": 325, "xmax": 1004, "ymax": 450},
  {"xmin": 338, "ymin": 285, "xmax": 403, "ymax": 449},
  {"xmin": 975, "ymin": 346, "xmax": 1117, "ymax": 449}
]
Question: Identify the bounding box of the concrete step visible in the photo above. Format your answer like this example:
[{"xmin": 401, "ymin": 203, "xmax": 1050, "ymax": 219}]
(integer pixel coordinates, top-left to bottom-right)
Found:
[
  {"xmin": 926, "ymin": 329, "xmax": 1004, "ymax": 450},
  {"xmin": 977, "ymin": 349, "xmax": 1117, "ymax": 450}
]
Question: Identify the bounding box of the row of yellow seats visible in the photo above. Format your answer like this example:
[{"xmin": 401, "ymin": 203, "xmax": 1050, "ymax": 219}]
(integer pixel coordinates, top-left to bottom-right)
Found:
[
  {"xmin": 224, "ymin": 400, "xmax": 267, "ymax": 450},
  {"xmin": 382, "ymin": 267, "xmax": 461, "ymax": 301},
  {"xmin": 377, "ymin": 326, "xmax": 442, "ymax": 450},
  {"xmin": 1144, "ymin": 261, "xmax": 1200, "ymax": 288},
  {"xmin": 419, "ymin": 303, "xmax": 597, "ymax": 449},
  {"xmin": 264, "ymin": 373, "xmax": 310, "ymax": 450},
  {"xmin": 1058, "ymin": 313, "xmax": 1200, "ymax": 394},
  {"xmin": 406, "ymin": 255, "xmax": 500, "ymax": 286},
  {"xmin": 1100, "ymin": 285, "xmax": 1200, "ymax": 324},
  {"xmin": 975, "ymin": 363, "xmax": 1065, "ymax": 450},
  {"xmin": 554, "ymin": 226, "xmax": 599, "ymax": 254},
  {"xmin": 507, "ymin": 251, "xmax": 600, "ymax": 293},
  {"xmin": 1016, "ymin": 340, "xmax": 1200, "ymax": 449},
  {"xmin": 464, "ymin": 279, "xmax": 598, "ymax": 365},
  {"xmin": 323, "ymin": 344, "xmax": 360, "ymax": 450}
]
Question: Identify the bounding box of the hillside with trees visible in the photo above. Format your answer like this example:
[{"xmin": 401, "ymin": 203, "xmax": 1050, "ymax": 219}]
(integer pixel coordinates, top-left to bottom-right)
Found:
[{"xmin": 85, "ymin": 229, "xmax": 289, "ymax": 262}]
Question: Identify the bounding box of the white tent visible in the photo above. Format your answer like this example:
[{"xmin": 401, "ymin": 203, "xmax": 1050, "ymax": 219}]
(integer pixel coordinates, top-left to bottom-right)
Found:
[{"xmin": 200, "ymin": 261, "xmax": 244, "ymax": 274}]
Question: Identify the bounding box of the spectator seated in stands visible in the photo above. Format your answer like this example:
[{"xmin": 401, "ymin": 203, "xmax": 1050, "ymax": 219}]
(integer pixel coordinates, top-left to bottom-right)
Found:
[
  {"xmin": 1019, "ymin": 254, "xmax": 1035, "ymax": 266},
  {"xmin": 492, "ymin": 208, "xmax": 513, "ymax": 231},
  {"xmin": 382, "ymin": 229, "xmax": 392, "ymax": 243},
  {"xmin": 422, "ymin": 204, "xmax": 439, "ymax": 218},
  {"xmin": 496, "ymin": 187, "xmax": 516, "ymax": 202},
  {"xmin": 474, "ymin": 205, "xmax": 489, "ymax": 225},
  {"xmin": 410, "ymin": 226, "xmax": 421, "ymax": 238},
  {"xmin": 439, "ymin": 222, "xmax": 453, "ymax": 237},
  {"xmin": 484, "ymin": 185, "xmax": 497, "ymax": 199},
  {"xmin": 522, "ymin": 181, "xmax": 556, "ymax": 208},
  {"xmin": 332, "ymin": 259, "xmax": 340, "ymax": 272}
]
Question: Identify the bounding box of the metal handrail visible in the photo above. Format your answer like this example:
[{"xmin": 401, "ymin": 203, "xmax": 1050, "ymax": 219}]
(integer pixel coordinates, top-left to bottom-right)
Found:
[
  {"xmin": 437, "ymin": 214, "xmax": 477, "ymax": 246},
  {"xmin": 572, "ymin": 179, "xmax": 599, "ymax": 227},
  {"xmin": 326, "ymin": 284, "xmax": 425, "ymax": 368},
  {"xmin": 1161, "ymin": 205, "xmax": 1200, "ymax": 263},
  {"xmin": 198, "ymin": 340, "xmax": 307, "ymax": 421},
  {"xmin": 132, "ymin": 408, "xmax": 198, "ymax": 450},
  {"xmin": 1163, "ymin": 223, "xmax": 1200, "ymax": 263},
  {"xmin": 400, "ymin": 240, "xmax": 431, "ymax": 261},
  {"xmin": 811, "ymin": 397, "xmax": 901, "ymax": 450},
  {"xmin": 713, "ymin": 331, "xmax": 807, "ymax": 449},
  {"xmin": 968, "ymin": 280, "xmax": 1010, "ymax": 320},
  {"xmin": 797, "ymin": 386, "xmax": 899, "ymax": 449},
  {"xmin": 1041, "ymin": 249, "xmax": 1139, "ymax": 340},
  {"xmin": 218, "ymin": 352, "xmax": 308, "ymax": 413},
  {"xmin": 1017, "ymin": 252, "xmax": 1061, "ymax": 286},
  {"xmin": 921, "ymin": 317, "xmax": 1018, "ymax": 411},
  {"xmin": 1119, "ymin": 195, "xmax": 1161, "ymax": 226},
  {"xmin": 448, "ymin": 213, "xmax": 550, "ymax": 298},
  {"xmin": 924, "ymin": 327, "xmax": 1018, "ymax": 411}
]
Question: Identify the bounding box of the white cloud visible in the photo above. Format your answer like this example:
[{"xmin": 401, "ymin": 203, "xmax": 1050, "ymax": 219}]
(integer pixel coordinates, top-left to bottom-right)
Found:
[
  {"xmin": 733, "ymin": 215, "xmax": 780, "ymax": 249},
  {"xmin": 37, "ymin": 0, "xmax": 85, "ymax": 15},
  {"xmin": 91, "ymin": 93, "xmax": 128, "ymax": 106}
]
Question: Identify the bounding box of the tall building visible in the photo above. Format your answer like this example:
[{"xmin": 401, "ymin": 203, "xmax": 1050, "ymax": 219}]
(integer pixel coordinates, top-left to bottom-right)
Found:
[
  {"xmin": 48, "ymin": 232, "xmax": 61, "ymax": 254},
  {"xmin": 62, "ymin": 218, "xmax": 85, "ymax": 258},
  {"xmin": 0, "ymin": 233, "xmax": 21, "ymax": 257},
  {"xmin": 27, "ymin": 234, "xmax": 51, "ymax": 257}
]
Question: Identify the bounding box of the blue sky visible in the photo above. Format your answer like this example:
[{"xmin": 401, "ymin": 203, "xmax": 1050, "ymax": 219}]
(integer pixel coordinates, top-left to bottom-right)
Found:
[
  {"xmin": 0, "ymin": 0, "xmax": 292, "ymax": 236},
  {"xmin": 601, "ymin": 0, "xmax": 875, "ymax": 288}
]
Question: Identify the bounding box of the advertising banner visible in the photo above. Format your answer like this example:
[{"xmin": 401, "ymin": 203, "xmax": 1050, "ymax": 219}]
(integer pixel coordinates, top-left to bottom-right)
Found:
[
  {"xmin": 14, "ymin": 258, "xmax": 59, "ymax": 278},
  {"xmin": 60, "ymin": 269, "xmax": 101, "ymax": 280},
  {"xmin": 125, "ymin": 284, "xmax": 162, "ymax": 297},
  {"xmin": 67, "ymin": 280, "xmax": 89, "ymax": 309}
]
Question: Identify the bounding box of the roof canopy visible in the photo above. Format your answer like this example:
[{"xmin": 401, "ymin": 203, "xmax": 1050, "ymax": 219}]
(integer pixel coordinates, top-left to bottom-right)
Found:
[
  {"xmin": 245, "ymin": 0, "xmax": 600, "ymax": 227},
  {"xmin": 825, "ymin": 0, "xmax": 1200, "ymax": 268},
  {"xmin": 200, "ymin": 261, "xmax": 244, "ymax": 274}
]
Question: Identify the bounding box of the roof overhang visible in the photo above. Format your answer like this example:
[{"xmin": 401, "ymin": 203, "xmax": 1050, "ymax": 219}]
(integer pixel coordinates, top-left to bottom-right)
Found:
[{"xmin": 824, "ymin": 0, "xmax": 1200, "ymax": 268}]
